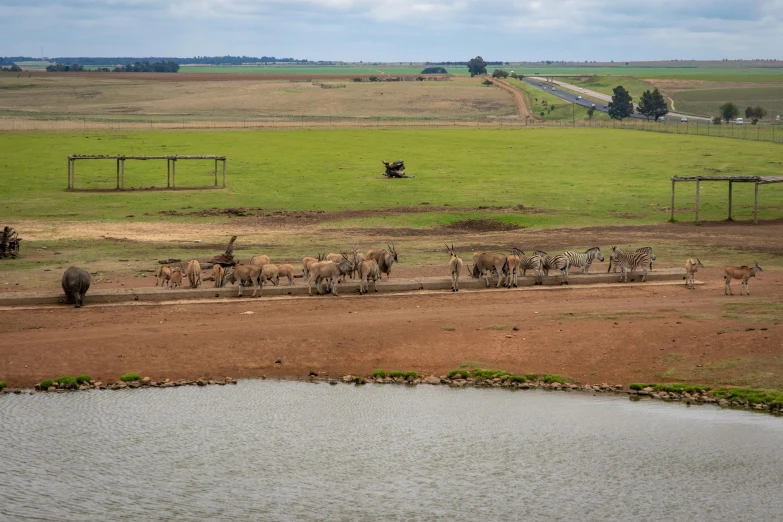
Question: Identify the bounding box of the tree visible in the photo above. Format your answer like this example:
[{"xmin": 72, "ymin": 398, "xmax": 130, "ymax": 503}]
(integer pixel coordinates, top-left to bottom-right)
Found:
[
  {"xmin": 491, "ymin": 69, "xmax": 509, "ymax": 78},
  {"xmin": 587, "ymin": 107, "xmax": 595, "ymax": 119},
  {"xmin": 719, "ymin": 102, "xmax": 739, "ymax": 123},
  {"xmin": 421, "ymin": 66, "xmax": 447, "ymax": 74},
  {"xmin": 745, "ymin": 105, "xmax": 767, "ymax": 124},
  {"xmin": 608, "ymin": 85, "xmax": 634, "ymax": 120},
  {"xmin": 467, "ymin": 56, "xmax": 487, "ymax": 77},
  {"xmin": 637, "ymin": 88, "xmax": 668, "ymax": 121}
]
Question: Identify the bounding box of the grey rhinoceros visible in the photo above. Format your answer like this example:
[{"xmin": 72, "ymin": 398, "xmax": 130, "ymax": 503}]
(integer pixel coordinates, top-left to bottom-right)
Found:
[{"xmin": 61, "ymin": 266, "xmax": 91, "ymax": 308}]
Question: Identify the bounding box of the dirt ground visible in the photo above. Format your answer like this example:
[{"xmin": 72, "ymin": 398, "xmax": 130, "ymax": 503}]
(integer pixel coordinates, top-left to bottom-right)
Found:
[
  {"xmin": 1, "ymin": 220, "xmax": 781, "ymax": 389},
  {"xmin": 0, "ymin": 269, "xmax": 780, "ymax": 389}
]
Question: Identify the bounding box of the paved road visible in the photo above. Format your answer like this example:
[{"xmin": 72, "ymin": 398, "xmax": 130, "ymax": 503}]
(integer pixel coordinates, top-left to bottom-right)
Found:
[{"xmin": 522, "ymin": 78, "xmax": 709, "ymax": 122}]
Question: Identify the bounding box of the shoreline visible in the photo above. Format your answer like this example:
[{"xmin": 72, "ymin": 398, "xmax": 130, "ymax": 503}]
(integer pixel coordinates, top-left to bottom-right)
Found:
[{"xmin": 2, "ymin": 374, "xmax": 781, "ymax": 416}]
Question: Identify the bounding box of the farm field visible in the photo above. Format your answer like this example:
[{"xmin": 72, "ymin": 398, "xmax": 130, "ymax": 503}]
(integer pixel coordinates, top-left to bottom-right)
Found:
[{"xmin": 0, "ymin": 74, "xmax": 514, "ymax": 121}]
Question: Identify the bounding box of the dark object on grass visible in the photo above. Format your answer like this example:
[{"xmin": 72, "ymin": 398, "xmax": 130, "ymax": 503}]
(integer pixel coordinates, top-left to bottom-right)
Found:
[
  {"xmin": 209, "ymin": 235, "xmax": 238, "ymax": 266},
  {"xmin": 382, "ymin": 160, "xmax": 414, "ymax": 178},
  {"xmin": 1, "ymin": 226, "xmax": 21, "ymax": 259},
  {"xmin": 158, "ymin": 258, "xmax": 182, "ymax": 265},
  {"xmin": 62, "ymin": 266, "xmax": 91, "ymax": 308}
]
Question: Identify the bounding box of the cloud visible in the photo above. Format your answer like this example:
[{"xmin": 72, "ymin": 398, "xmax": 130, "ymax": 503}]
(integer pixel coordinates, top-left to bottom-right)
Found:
[{"xmin": 0, "ymin": 0, "xmax": 781, "ymax": 59}]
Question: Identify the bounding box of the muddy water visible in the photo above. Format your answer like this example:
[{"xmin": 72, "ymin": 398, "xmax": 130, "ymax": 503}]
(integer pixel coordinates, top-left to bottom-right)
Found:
[{"xmin": 1, "ymin": 382, "xmax": 782, "ymax": 521}]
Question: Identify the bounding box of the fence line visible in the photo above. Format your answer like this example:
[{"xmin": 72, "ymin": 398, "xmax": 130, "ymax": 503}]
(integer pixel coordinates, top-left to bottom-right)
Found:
[{"xmin": 1, "ymin": 117, "xmax": 781, "ymax": 143}]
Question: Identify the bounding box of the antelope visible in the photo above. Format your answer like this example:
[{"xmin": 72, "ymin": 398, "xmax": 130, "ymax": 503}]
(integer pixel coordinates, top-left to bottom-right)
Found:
[
  {"xmin": 505, "ymin": 249, "xmax": 521, "ymax": 288},
  {"xmin": 155, "ymin": 265, "xmax": 173, "ymax": 287},
  {"xmin": 302, "ymin": 253, "xmax": 323, "ymax": 281},
  {"xmin": 724, "ymin": 261, "xmax": 762, "ymax": 296},
  {"xmin": 352, "ymin": 246, "xmax": 365, "ymax": 279},
  {"xmin": 358, "ymin": 258, "xmax": 380, "ymax": 294},
  {"xmin": 212, "ymin": 265, "xmax": 225, "ymax": 288},
  {"xmin": 169, "ymin": 268, "xmax": 183, "ymax": 289},
  {"xmin": 308, "ymin": 255, "xmax": 355, "ymax": 296},
  {"xmin": 684, "ymin": 258, "xmax": 704, "ymax": 290},
  {"xmin": 250, "ymin": 254, "xmax": 271, "ymax": 266},
  {"xmin": 276, "ymin": 264, "xmax": 296, "ymax": 285},
  {"xmin": 326, "ymin": 252, "xmax": 352, "ymax": 282},
  {"xmin": 446, "ymin": 244, "xmax": 464, "ymax": 292},
  {"xmin": 258, "ymin": 264, "xmax": 280, "ymax": 294},
  {"xmin": 185, "ymin": 260, "xmax": 202, "ymax": 289},
  {"xmin": 369, "ymin": 244, "xmax": 398, "ymax": 279},
  {"xmin": 225, "ymin": 264, "xmax": 262, "ymax": 297},
  {"xmin": 470, "ymin": 252, "xmax": 508, "ymax": 288}
]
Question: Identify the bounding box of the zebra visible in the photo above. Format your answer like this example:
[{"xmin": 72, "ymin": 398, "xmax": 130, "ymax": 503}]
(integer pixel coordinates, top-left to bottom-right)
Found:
[
  {"xmin": 609, "ymin": 246, "xmax": 650, "ymax": 283},
  {"xmin": 511, "ymin": 248, "xmax": 544, "ymax": 285},
  {"xmin": 609, "ymin": 246, "xmax": 655, "ymax": 272},
  {"xmin": 541, "ymin": 253, "xmax": 570, "ymax": 285},
  {"xmin": 563, "ymin": 247, "xmax": 604, "ymax": 274}
]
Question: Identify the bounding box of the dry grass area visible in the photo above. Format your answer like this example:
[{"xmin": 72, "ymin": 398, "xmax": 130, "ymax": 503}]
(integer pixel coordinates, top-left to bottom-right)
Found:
[
  {"xmin": 0, "ymin": 75, "xmax": 515, "ymax": 120},
  {"xmin": 648, "ymin": 79, "xmax": 783, "ymax": 117}
]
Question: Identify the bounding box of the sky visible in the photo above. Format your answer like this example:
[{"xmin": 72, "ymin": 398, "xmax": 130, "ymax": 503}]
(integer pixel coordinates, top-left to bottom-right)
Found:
[{"xmin": 1, "ymin": 0, "xmax": 782, "ymax": 61}]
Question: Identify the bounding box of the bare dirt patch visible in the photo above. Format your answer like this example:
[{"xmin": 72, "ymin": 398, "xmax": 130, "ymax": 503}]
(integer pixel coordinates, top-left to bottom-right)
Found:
[{"xmin": 444, "ymin": 218, "xmax": 523, "ymax": 232}]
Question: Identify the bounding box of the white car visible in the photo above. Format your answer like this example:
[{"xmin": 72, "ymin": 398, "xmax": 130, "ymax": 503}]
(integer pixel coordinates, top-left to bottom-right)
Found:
[
  {"xmin": 681, "ymin": 117, "xmax": 688, "ymax": 123},
  {"xmin": 591, "ymin": 103, "xmax": 596, "ymax": 108},
  {"xmin": 576, "ymin": 95, "xmax": 582, "ymax": 99},
  {"xmin": 551, "ymin": 86, "xmax": 556, "ymax": 91},
  {"xmin": 735, "ymin": 117, "xmax": 744, "ymax": 125}
]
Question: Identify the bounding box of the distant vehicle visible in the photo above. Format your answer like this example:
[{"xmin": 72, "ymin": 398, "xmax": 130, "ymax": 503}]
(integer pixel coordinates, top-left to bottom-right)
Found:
[
  {"xmin": 735, "ymin": 117, "xmax": 744, "ymax": 125},
  {"xmin": 576, "ymin": 95, "xmax": 582, "ymax": 99},
  {"xmin": 658, "ymin": 117, "xmax": 665, "ymax": 122},
  {"xmin": 681, "ymin": 116, "xmax": 688, "ymax": 123},
  {"xmin": 776, "ymin": 115, "xmax": 780, "ymax": 122},
  {"xmin": 551, "ymin": 86, "xmax": 556, "ymax": 91},
  {"xmin": 591, "ymin": 103, "xmax": 596, "ymax": 108}
]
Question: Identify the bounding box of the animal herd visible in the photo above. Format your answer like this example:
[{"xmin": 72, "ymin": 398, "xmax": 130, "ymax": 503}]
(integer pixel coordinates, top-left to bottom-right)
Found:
[{"xmin": 58, "ymin": 242, "xmax": 764, "ymax": 307}]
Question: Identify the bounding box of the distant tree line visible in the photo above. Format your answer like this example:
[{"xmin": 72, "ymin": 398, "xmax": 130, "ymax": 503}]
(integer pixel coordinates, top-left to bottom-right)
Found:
[
  {"xmin": 0, "ymin": 56, "xmax": 35, "ymax": 66},
  {"xmin": 112, "ymin": 61, "xmax": 180, "ymax": 73},
  {"xmin": 421, "ymin": 66, "xmax": 448, "ymax": 74},
  {"xmin": 1, "ymin": 64, "xmax": 22, "ymax": 72},
  {"xmin": 425, "ymin": 61, "xmax": 505, "ymax": 66},
  {"xmin": 46, "ymin": 63, "xmax": 85, "ymax": 72},
  {"xmin": 49, "ymin": 56, "xmax": 306, "ymax": 66}
]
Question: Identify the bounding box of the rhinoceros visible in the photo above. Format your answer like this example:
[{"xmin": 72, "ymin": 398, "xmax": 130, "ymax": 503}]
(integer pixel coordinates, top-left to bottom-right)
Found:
[{"xmin": 61, "ymin": 266, "xmax": 91, "ymax": 308}]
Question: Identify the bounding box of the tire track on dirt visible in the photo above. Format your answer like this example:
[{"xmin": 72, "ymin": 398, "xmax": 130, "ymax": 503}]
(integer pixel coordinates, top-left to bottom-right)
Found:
[{"xmin": 488, "ymin": 77, "xmax": 536, "ymax": 120}]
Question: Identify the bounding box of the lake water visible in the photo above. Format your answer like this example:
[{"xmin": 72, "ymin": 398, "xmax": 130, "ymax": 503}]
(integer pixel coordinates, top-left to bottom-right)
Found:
[{"xmin": 1, "ymin": 381, "xmax": 782, "ymax": 521}]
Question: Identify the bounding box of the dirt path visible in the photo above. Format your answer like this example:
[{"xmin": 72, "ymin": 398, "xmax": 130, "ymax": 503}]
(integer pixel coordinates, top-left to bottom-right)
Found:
[
  {"xmin": 488, "ymin": 77, "xmax": 535, "ymax": 119},
  {"xmin": 1, "ymin": 269, "xmax": 780, "ymax": 388}
]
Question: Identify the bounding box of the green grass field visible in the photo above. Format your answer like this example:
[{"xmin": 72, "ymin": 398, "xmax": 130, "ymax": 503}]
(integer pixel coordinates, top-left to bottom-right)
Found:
[
  {"xmin": 179, "ymin": 65, "xmax": 463, "ymax": 75},
  {"xmin": 2, "ymin": 128, "xmax": 782, "ymax": 226}
]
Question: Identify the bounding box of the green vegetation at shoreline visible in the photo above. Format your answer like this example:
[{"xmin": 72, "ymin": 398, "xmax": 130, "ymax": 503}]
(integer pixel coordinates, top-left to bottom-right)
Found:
[
  {"xmin": 3, "ymin": 128, "xmax": 782, "ymax": 226},
  {"xmin": 120, "ymin": 373, "xmax": 142, "ymax": 382},
  {"xmin": 631, "ymin": 382, "xmax": 783, "ymax": 407}
]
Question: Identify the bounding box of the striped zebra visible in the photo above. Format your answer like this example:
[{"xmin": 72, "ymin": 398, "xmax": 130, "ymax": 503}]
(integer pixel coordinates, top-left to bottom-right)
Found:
[
  {"xmin": 609, "ymin": 246, "xmax": 650, "ymax": 282},
  {"xmin": 610, "ymin": 246, "xmax": 655, "ymax": 272},
  {"xmin": 563, "ymin": 247, "xmax": 604, "ymax": 274},
  {"xmin": 511, "ymin": 248, "xmax": 544, "ymax": 285},
  {"xmin": 541, "ymin": 253, "xmax": 570, "ymax": 285}
]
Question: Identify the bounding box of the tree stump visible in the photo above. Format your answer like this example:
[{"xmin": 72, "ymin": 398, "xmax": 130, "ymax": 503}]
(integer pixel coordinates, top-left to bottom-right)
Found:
[
  {"xmin": 0, "ymin": 226, "xmax": 21, "ymax": 259},
  {"xmin": 382, "ymin": 160, "xmax": 413, "ymax": 178},
  {"xmin": 209, "ymin": 235, "xmax": 238, "ymax": 266}
]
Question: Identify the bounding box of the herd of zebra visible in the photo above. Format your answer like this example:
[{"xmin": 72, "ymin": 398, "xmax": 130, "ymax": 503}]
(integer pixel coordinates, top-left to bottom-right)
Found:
[{"xmin": 454, "ymin": 245, "xmax": 655, "ymax": 291}]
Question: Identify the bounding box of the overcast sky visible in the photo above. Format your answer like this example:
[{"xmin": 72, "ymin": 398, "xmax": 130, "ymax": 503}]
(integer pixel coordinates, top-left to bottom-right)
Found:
[{"xmin": 1, "ymin": 0, "xmax": 781, "ymax": 61}]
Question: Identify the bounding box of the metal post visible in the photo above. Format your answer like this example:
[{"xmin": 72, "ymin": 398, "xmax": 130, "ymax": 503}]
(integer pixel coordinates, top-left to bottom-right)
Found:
[
  {"xmin": 68, "ymin": 158, "xmax": 71, "ymax": 189},
  {"xmin": 116, "ymin": 158, "xmax": 120, "ymax": 189},
  {"xmin": 728, "ymin": 181, "xmax": 733, "ymax": 220},
  {"xmin": 172, "ymin": 158, "xmax": 176, "ymax": 188},
  {"xmin": 695, "ymin": 179, "xmax": 700, "ymax": 223},
  {"xmin": 670, "ymin": 179, "xmax": 675, "ymax": 221},
  {"xmin": 214, "ymin": 159, "xmax": 218, "ymax": 186},
  {"xmin": 167, "ymin": 159, "xmax": 171, "ymax": 188},
  {"xmin": 71, "ymin": 159, "xmax": 75, "ymax": 189},
  {"xmin": 754, "ymin": 182, "xmax": 759, "ymax": 224},
  {"xmin": 222, "ymin": 159, "xmax": 226, "ymax": 188},
  {"xmin": 121, "ymin": 159, "xmax": 125, "ymax": 189}
]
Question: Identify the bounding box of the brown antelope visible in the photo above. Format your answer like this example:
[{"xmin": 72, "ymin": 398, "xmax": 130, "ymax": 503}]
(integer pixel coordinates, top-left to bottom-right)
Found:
[
  {"xmin": 326, "ymin": 252, "xmax": 351, "ymax": 282},
  {"xmin": 185, "ymin": 260, "xmax": 202, "ymax": 289},
  {"xmin": 445, "ymin": 244, "xmax": 464, "ymax": 292},
  {"xmin": 469, "ymin": 252, "xmax": 508, "ymax": 288},
  {"xmin": 250, "ymin": 254, "xmax": 271, "ymax": 266},
  {"xmin": 212, "ymin": 265, "xmax": 225, "ymax": 288},
  {"xmin": 225, "ymin": 264, "xmax": 262, "ymax": 297},
  {"xmin": 169, "ymin": 268, "xmax": 183, "ymax": 289},
  {"xmin": 352, "ymin": 246, "xmax": 365, "ymax": 279},
  {"xmin": 368, "ymin": 244, "xmax": 398, "ymax": 279},
  {"xmin": 505, "ymin": 249, "xmax": 521, "ymax": 288},
  {"xmin": 358, "ymin": 258, "xmax": 380, "ymax": 294},
  {"xmin": 276, "ymin": 264, "xmax": 295, "ymax": 285},
  {"xmin": 155, "ymin": 265, "xmax": 173, "ymax": 287},
  {"xmin": 684, "ymin": 258, "xmax": 704, "ymax": 290},
  {"xmin": 259, "ymin": 264, "xmax": 280, "ymax": 290},
  {"xmin": 724, "ymin": 261, "xmax": 762, "ymax": 296},
  {"xmin": 308, "ymin": 255, "xmax": 355, "ymax": 296},
  {"xmin": 302, "ymin": 253, "xmax": 323, "ymax": 281}
]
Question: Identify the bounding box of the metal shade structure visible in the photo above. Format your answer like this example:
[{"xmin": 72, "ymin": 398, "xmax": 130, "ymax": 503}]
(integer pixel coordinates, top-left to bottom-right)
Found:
[
  {"xmin": 670, "ymin": 175, "xmax": 783, "ymax": 224},
  {"xmin": 67, "ymin": 155, "xmax": 227, "ymax": 190}
]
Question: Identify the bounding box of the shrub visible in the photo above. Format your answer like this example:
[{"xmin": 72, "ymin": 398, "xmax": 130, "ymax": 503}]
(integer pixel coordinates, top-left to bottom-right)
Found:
[
  {"xmin": 0, "ymin": 381, "xmax": 6, "ymax": 391},
  {"xmin": 542, "ymin": 374, "xmax": 572, "ymax": 384},
  {"xmin": 388, "ymin": 370, "xmax": 404, "ymax": 379},
  {"xmin": 421, "ymin": 66, "xmax": 447, "ymax": 74},
  {"xmin": 712, "ymin": 387, "xmax": 783, "ymax": 406},
  {"xmin": 120, "ymin": 373, "xmax": 142, "ymax": 382},
  {"xmin": 75, "ymin": 375, "xmax": 92, "ymax": 384},
  {"xmin": 712, "ymin": 116, "xmax": 722, "ymax": 125},
  {"xmin": 447, "ymin": 369, "xmax": 470, "ymax": 379},
  {"xmin": 368, "ymin": 76, "xmax": 378, "ymax": 82},
  {"xmin": 471, "ymin": 368, "xmax": 509, "ymax": 379},
  {"xmin": 353, "ymin": 376, "xmax": 367, "ymax": 385},
  {"xmin": 507, "ymin": 375, "xmax": 528, "ymax": 383},
  {"xmin": 481, "ymin": 79, "xmax": 493, "ymax": 86},
  {"xmin": 55, "ymin": 376, "xmax": 78, "ymax": 388},
  {"xmin": 403, "ymin": 371, "xmax": 419, "ymax": 379},
  {"xmin": 630, "ymin": 383, "xmax": 650, "ymax": 390},
  {"xmin": 352, "ymin": 77, "xmax": 362, "ymax": 82},
  {"xmin": 491, "ymin": 69, "xmax": 509, "ymax": 79},
  {"xmin": 40, "ymin": 379, "xmax": 53, "ymax": 389},
  {"xmin": 523, "ymin": 373, "xmax": 539, "ymax": 381},
  {"xmin": 372, "ymin": 369, "xmax": 387, "ymax": 378}
]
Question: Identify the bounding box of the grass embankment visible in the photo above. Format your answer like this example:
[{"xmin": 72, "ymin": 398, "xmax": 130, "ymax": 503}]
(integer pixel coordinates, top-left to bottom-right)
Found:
[
  {"xmin": 630, "ymin": 383, "xmax": 783, "ymax": 407},
  {"xmin": 508, "ymin": 78, "xmax": 610, "ymax": 121},
  {"xmin": 3, "ymin": 128, "xmax": 782, "ymax": 225},
  {"xmin": 445, "ymin": 368, "xmax": 571, "ymax": 384}
]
